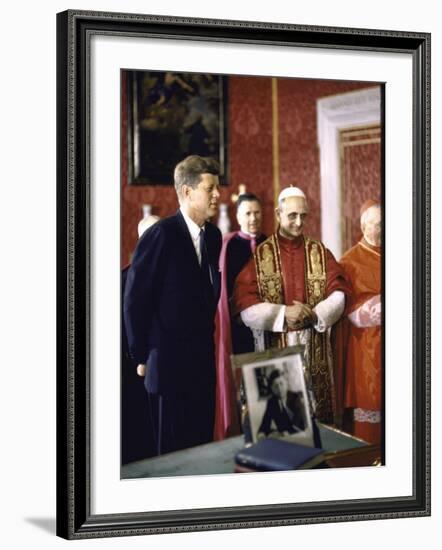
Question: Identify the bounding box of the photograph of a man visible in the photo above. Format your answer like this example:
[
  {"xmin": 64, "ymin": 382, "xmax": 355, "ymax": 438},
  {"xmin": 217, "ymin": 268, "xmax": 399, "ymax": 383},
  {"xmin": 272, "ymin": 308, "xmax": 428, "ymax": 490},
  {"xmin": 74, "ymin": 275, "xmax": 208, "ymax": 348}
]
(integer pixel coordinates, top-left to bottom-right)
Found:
[
  {"xmin": 123, "ymin": 155, "xmax": 222, "ymax": 456},
  {"xmin": 258, "ymin": 369, "xmax": 306, "ymax": 439}
]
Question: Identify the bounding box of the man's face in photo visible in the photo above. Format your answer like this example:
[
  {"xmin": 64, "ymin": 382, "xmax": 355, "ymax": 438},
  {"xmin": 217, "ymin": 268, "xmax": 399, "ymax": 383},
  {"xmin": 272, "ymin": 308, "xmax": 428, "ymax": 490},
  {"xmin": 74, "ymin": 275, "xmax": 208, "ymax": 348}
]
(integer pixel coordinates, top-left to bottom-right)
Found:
[
  {"xmin": 277, "ymin": 196, "xmax": 308, "ymax": 239},
  {"xmin": 271, "ymin": 375, "xmax": 288, "ymax": 400},
  {"xmin": 236, "ymin": 200, "xmax": 262, "ymax": 236}
]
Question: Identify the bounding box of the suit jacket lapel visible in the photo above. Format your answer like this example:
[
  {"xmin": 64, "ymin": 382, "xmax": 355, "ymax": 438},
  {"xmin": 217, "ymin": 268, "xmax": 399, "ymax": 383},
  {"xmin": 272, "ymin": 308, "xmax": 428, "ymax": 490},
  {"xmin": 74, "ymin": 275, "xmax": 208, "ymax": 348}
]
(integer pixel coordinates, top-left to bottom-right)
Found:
[{"xmin": 175, "ymin": 211, "xmax": 220, "ymax": 305}]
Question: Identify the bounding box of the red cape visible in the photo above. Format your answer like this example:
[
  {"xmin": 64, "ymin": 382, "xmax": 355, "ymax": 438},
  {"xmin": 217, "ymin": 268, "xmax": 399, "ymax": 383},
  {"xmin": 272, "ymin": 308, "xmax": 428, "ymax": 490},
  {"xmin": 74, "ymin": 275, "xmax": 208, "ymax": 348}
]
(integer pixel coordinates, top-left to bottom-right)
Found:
[{"xmin": 213, "ymin": 232, "xmax": 241, "ymax": 440}]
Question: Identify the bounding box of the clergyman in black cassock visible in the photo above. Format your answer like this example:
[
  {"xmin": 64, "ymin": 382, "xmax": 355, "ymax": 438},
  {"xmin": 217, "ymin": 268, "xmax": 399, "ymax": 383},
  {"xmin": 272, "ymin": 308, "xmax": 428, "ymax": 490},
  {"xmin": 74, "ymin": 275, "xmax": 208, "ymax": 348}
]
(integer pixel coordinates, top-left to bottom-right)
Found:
[
  {"xmin": 214, "ymin": 193, "xmax": 267, "ymax": 440},
  {"xmin": 224, "ymin": 231, "xmax": 267, "ymax": 353}
]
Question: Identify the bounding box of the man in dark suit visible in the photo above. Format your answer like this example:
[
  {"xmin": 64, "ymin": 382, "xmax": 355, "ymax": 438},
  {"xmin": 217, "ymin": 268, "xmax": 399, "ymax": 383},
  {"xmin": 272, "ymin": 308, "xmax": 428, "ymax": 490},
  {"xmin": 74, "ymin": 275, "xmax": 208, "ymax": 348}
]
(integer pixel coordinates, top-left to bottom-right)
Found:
[
  {"xmin": 124, "ymin": 155, "xmax": 222, "ymax": 455},
  {"xmin": 121, "ymin": 215, "xmax": 160, "ymax": 465},
  {"xmin": 258, "ymin": 369, "xmax": 306, "ymax": 438}
]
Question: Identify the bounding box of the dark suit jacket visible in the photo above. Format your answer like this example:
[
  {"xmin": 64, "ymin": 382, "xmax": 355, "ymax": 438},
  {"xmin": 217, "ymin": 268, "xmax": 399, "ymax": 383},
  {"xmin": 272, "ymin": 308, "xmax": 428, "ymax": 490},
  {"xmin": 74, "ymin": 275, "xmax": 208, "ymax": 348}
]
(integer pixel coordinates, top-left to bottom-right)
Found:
[
  {"xmin": 124, "ymin": 210, "xmax": 222, "ymax": 395},
  {"xmin": 258, "ymin": 391, "xmax": 306, "ymax": 435},
  {"xmin": 121, "ymin": 265, "xmax": 156, "ymax": 463}
]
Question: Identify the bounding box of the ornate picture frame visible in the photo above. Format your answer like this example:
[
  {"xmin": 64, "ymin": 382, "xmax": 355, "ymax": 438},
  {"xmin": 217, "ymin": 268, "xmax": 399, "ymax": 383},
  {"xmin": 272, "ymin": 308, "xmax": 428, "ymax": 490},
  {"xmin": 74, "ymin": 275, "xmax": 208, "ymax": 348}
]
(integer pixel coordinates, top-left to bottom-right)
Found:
[{"xmin": 56, "ymin": 10, "xmax": 430, "ymax": 539}]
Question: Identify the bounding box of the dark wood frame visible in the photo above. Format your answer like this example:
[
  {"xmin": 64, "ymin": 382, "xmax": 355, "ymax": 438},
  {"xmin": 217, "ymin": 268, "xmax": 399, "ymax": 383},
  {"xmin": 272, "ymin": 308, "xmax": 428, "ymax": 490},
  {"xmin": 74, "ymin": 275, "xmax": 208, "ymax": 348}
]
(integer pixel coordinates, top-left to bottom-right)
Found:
[{"xmin": 56, "ymin": 9, "xmax": 430, "ymax": 540}]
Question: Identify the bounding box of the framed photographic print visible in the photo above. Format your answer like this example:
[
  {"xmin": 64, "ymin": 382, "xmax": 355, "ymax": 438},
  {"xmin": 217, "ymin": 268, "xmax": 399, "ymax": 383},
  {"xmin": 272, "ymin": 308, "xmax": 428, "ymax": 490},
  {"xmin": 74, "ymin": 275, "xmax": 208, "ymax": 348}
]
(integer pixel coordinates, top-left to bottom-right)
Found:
[
  {"xmin": 56, "ymin": 9, "xmax": 430, "ymax": 540},
  {"xmin": 238, "ymin": 346, "xmax": 314, "ymax": 446}
]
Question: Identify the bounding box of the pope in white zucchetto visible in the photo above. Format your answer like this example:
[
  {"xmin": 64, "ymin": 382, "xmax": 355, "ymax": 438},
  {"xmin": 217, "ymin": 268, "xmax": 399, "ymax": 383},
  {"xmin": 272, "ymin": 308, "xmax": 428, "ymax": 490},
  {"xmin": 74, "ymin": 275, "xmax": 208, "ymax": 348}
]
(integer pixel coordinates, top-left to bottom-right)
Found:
[{"xmin": 233, "ymin": 186, "xmax": 352, "ymax": 425}]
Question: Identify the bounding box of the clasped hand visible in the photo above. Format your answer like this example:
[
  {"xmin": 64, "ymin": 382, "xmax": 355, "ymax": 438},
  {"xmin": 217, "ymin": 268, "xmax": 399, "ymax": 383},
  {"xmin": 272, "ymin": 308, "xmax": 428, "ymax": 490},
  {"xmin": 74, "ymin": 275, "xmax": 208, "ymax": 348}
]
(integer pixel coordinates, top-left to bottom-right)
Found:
[
  {"xmin": 360, "ymin": 294, "xmax": 381, "ymax": 326},
  {"xmin": 285, "ymin": 300, "xmax": 317, "ymax": 331},
  {"xmin": 137, "ymin": 363, "xmax": 147, "ymax": 377}
]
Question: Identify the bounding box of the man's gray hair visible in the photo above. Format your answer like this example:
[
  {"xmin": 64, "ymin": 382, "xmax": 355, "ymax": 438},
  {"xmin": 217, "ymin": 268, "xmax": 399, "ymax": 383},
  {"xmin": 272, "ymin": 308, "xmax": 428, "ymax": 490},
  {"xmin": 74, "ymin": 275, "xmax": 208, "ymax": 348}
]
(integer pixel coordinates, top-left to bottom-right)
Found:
[
  {"xmin": 360, "ymin": 203, "xmax": 381, "ymax": 227},
  {"xmin": 174, "ymin": 155, "xmax": 220, "ymax": 199}
]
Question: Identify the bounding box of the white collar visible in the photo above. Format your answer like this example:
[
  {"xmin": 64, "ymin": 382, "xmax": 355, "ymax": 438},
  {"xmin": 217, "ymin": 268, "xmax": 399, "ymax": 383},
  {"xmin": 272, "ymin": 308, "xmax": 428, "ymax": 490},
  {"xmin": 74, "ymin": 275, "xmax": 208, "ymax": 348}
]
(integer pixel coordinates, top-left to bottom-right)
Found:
[
  {"xmin": 240, "ymin": 230, "xmax": 257, "ymax": 238},
  {"xmin": 180, "ymin": 207, "xmax": 203, "ymax": 241}
]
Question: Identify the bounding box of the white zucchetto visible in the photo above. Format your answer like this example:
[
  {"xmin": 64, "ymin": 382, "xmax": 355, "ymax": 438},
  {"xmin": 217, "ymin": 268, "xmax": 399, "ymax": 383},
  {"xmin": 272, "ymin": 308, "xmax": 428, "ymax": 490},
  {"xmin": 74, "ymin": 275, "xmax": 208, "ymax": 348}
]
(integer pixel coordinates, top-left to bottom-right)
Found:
[{"xmin": 278, "ymin": 186, "xmax": 306, "ymax": 203}]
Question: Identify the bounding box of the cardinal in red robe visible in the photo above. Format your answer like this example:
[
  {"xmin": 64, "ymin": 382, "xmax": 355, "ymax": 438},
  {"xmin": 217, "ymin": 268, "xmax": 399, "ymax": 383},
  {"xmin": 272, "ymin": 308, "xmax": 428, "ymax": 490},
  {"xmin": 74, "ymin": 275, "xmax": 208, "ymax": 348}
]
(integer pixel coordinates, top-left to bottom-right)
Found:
[{"xmin": 339, "ymin": 200, "xmax": 382, "ymax": 444}]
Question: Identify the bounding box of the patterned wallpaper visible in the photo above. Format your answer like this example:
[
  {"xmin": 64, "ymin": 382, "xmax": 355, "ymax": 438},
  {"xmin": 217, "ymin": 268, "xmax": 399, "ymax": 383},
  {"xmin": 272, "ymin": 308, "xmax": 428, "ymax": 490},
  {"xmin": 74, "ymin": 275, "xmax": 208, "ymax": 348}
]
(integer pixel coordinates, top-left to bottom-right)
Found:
[
  {"xmin": 121, "ymin": 73, "xmax": 380, "ymax": 265},
  {"xmin": 227, "ymin": 76, "xmax": 274, "ymax": 238},
  {"xmin": 277, "ymin": 78, "xmax": 380, "ymax": 244},
  {"xmin": 341, "ymin": 126, "xmax": 382, "ymax": 251}
]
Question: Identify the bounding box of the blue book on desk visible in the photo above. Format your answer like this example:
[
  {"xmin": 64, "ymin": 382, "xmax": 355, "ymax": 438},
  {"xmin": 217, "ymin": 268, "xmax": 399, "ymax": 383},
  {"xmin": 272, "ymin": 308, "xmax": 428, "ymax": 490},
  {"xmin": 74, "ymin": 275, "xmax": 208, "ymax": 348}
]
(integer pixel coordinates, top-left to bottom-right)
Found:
[{"xmin": 235, "ymin": 439, "xmax": 325, "ymax": 471}]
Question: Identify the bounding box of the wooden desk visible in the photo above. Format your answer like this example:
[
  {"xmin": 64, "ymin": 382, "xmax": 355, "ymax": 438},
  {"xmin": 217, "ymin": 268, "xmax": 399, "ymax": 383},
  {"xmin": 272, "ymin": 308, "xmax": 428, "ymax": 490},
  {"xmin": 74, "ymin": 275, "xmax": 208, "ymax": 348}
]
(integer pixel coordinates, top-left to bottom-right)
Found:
[{"xmin": 122, "ymin": 423, "xmax": 379, "ymax": 479}]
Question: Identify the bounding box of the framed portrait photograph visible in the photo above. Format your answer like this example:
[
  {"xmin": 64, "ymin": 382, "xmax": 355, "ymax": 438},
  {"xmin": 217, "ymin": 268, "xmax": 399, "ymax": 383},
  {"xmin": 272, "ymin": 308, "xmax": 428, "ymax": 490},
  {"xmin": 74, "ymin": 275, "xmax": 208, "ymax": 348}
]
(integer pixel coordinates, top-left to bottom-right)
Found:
[
  {"xmin": 56, "ymin": 9, "xmax": 430, "ymax": 540},
  {"xmin": 239, "ymin": 347, "xmax": 314, "ymax": 446}
]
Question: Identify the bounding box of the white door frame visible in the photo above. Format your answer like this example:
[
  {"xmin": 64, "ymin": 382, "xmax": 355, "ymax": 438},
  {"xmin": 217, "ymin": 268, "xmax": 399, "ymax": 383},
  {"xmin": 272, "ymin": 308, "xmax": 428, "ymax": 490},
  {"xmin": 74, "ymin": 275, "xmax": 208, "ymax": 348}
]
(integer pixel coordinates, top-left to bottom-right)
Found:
[{"xmin": 317, "ymin": 87, "xmax": 381, "ymax": 258}]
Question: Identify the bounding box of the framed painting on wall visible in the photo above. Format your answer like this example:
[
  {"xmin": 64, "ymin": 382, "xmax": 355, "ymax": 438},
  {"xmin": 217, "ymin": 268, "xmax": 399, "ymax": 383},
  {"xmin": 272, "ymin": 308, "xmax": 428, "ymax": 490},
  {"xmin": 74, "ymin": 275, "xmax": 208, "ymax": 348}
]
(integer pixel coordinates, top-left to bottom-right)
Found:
[{"xmin": 126, "ymin": 70, "xmax": 228, "ymax": 185}]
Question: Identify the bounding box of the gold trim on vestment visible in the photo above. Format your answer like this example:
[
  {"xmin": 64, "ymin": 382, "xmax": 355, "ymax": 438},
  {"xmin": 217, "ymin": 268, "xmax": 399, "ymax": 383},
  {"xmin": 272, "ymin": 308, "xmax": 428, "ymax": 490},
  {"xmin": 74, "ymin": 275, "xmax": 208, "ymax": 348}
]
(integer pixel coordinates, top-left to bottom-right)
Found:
[
  {"xmin": 305, "ymin": 237, "xmax": 327, "ymax": 308},
  {"xmin": 254, "ymin": 235, "xmax": 284, "ymax": 305},
  {"xmin": 254, "ymin": 235, "xmax": 287, "ymax": 349},
  {"xmin": 304, "ymin": 238, "xmax": 335, "ymax": 423},
  {"xmin": 254, "ymin": 235, "xmax": 335, "ymax": 422}
]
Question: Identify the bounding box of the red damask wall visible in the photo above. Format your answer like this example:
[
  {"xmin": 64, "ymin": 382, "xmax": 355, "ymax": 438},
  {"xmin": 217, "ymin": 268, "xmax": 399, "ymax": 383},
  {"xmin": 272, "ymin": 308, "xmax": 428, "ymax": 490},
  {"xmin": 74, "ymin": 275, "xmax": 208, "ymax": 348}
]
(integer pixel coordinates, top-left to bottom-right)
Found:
[
  {"xmin": 121, "ymin": 73, "xmax": 379, "ymax": 265},
  {"xmin": 342, "ymin": 132, "xmax": 382, "ymax": 250},
  {"xmin": 227, "ymin": 76, "xmax": 274, "ymax": 240},
  {"xmin": 277, "ymin": 78, "xmax": 380, "ymax": 243}
]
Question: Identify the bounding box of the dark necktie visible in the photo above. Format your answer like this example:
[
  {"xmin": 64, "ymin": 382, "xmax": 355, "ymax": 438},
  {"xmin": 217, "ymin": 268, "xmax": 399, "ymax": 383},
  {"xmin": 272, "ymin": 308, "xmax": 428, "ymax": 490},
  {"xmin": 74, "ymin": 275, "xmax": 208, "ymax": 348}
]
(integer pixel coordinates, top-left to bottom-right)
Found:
[
  {"xmin": 200, "ymin": 228, "xmax": 213, "ymax": 303},
  {"xmin": 280, "ymin": 399, "xmax": 293, "ymax": 422}
]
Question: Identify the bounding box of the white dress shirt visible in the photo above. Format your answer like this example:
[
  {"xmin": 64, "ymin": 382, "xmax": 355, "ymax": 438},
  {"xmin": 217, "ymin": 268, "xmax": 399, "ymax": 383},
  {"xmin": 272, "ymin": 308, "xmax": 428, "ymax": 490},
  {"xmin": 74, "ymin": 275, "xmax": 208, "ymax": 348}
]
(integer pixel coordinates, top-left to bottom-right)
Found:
[{"xmin": 180, "ymin": 207, "xmax": 203, "ymax": 266}]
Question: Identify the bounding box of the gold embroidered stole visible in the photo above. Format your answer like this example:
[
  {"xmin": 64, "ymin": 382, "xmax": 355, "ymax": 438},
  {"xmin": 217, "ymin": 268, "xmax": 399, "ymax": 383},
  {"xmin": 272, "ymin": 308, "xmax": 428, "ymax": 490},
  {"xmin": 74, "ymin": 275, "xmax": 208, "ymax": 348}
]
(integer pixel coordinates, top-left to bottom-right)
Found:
[
  {"xmin": 304, "ymin": 237, "xmax": 335, "ymax": 423},
  {"xmin": 254, "ymin": 235, "xmax": 287, "ymax": 350},
  {"xmin": 254, "ymin": 234, "xmax": 335, "ymax": 423}
]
